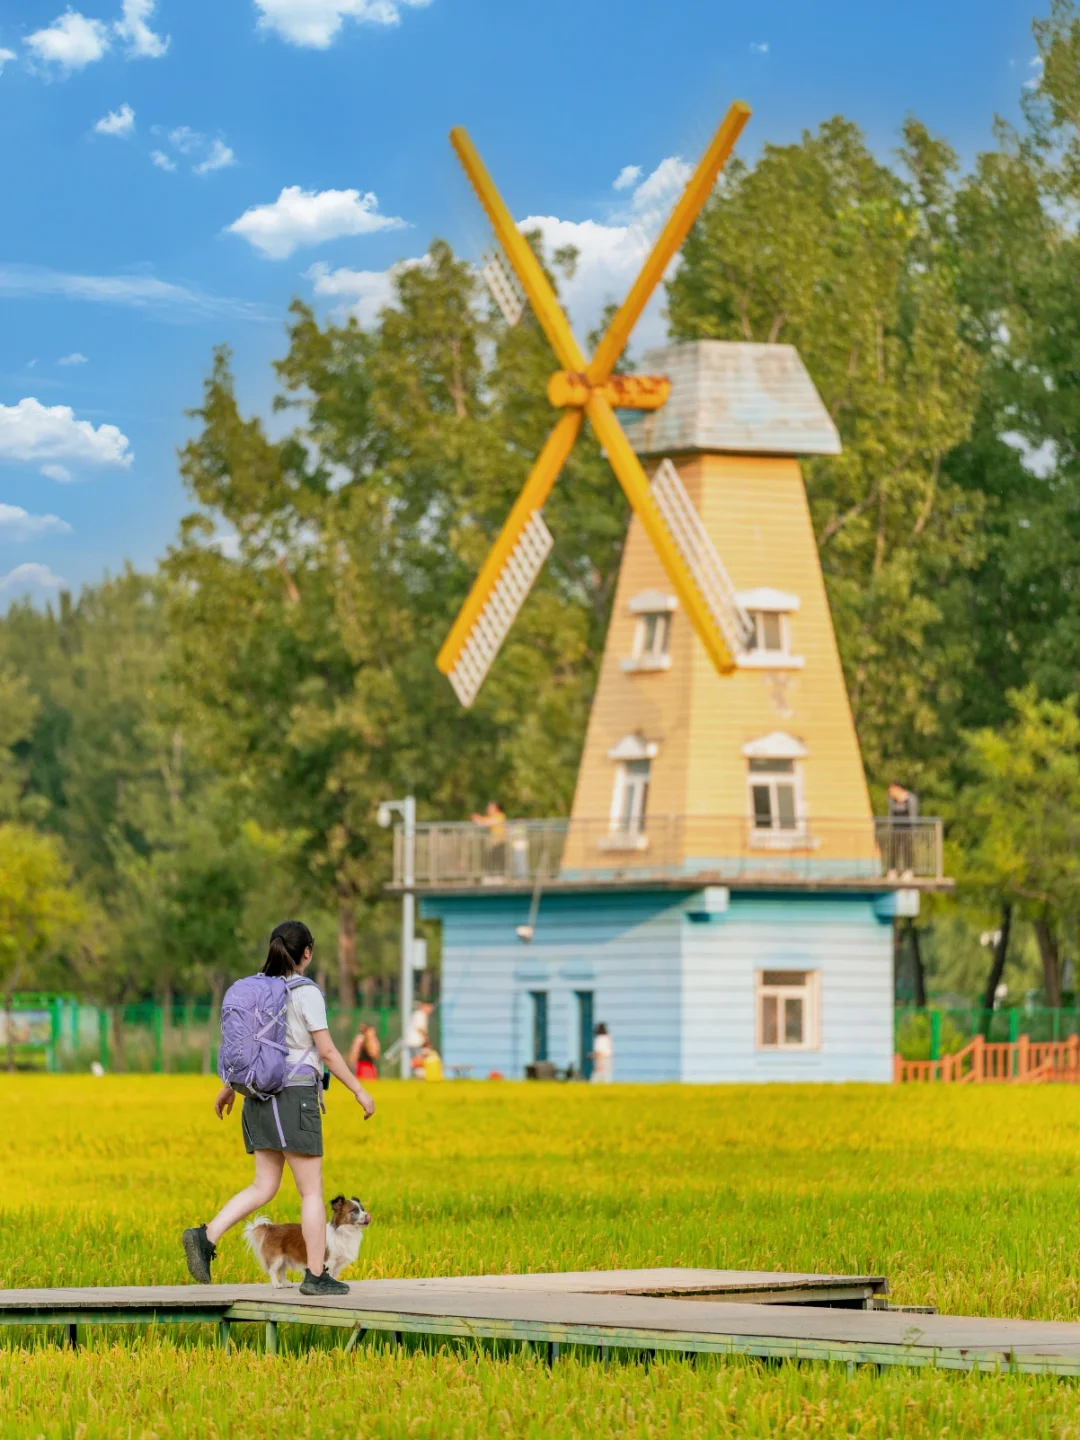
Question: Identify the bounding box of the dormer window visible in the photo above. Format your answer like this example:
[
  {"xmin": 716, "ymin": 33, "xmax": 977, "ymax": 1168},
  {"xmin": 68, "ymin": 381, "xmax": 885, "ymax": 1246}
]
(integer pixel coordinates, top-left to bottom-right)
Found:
[
  {"xmin": 735, "ymin": 588, "xmax": 804, "ymax": 670},
  {"xmin": 747, "ymin": 610, "xmax": 786, "ymax": 656},
  {"xmin": 622, "ymin": 591, "xmax": 677, "ymax": 673}
]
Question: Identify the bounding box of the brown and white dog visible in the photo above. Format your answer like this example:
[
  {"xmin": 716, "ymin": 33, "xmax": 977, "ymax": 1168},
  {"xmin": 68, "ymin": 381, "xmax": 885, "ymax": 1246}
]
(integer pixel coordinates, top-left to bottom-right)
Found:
[{"xmin": 244, "ymin": 1195, "xmax": 372, "ymax": 1287}]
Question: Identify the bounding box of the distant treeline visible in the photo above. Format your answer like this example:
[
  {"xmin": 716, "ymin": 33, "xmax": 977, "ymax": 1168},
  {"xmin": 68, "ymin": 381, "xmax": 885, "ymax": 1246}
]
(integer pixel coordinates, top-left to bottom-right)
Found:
[{"xmin": 4, "ymin": 3, "xmax": 1080, "ymax": 1012}]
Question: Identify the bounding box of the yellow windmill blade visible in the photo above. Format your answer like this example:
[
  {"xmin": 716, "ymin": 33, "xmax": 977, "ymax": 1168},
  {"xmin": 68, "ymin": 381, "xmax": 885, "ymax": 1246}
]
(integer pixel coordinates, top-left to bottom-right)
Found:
[
  {"xmin": 586, "ymin": 394, "xmax": 750, "ymax": 675},
  {"xmin": 438, "ymin": 103, "xmax": 752, "ymax": 705},
  {"xmin": 587, "ymin": 101, "xmax": 751, "ymax": 387},
  {"xmin": 450, "ymin": 126, "xmax": 588, "ymax": 376},
  {"xmin": 437, "ymin": 410, "xmax": 584, "ymax": 707}
]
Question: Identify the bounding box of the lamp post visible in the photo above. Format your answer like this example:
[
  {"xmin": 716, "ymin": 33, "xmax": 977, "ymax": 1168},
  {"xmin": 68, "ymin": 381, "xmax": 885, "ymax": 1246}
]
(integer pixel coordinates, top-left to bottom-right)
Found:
[{"xmin": 378, "ymin": 796, "xmax": 416, "ymax": 1079}]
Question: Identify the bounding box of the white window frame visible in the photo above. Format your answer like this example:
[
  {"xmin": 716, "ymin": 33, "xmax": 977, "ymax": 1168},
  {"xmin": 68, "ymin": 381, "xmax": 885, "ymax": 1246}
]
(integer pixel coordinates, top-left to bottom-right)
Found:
[
  {"xmin": 735, "ymin": 588, "xmax": 804, "ymax": 670},
  {"xmin": 623, "ymin": 591, "xmax": 677, "ymax": 673},
  {"xmin": 742, "ymin": 733, "xmax": 812, "ymax": 849},
  {"xmin": 606, "ymin": 758, "xmax": 651, "ymax": 843},
  {"xmin": 747, "ymin": 757, "xmax": 802, "ymax": 837},
  {"xmin": 756, "ymin": 969, "xmax": 820, "ymax": 1051}
]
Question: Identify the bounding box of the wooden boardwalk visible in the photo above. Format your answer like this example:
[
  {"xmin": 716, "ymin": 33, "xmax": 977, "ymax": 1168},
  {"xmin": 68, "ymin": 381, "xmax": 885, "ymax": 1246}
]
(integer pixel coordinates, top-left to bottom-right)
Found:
[{"xmin": 2, "ymin": 1269, "xmax": 1078, "ymax": 1375}]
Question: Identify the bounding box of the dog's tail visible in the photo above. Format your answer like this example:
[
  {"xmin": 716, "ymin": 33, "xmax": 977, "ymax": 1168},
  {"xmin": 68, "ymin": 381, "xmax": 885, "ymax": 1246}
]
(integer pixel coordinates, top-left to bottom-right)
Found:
[{"xmin": 243, "ymin": 1215, "xmax": 272, "ymax": 1262}]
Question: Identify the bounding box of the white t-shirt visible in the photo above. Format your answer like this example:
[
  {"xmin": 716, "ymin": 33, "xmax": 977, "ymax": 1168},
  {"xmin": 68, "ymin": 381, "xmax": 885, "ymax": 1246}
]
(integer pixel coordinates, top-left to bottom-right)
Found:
[
  {"xmin": 405, "ymin": 1007, "xmax": 429, "ymax": 1048},
  {"xmin": 592, "ymin": 1033, "xmax": 614, "ymax": 1082},
  {"xmin": 284, "ymin": 980, "xmax": 328, "ymax": 1083}
]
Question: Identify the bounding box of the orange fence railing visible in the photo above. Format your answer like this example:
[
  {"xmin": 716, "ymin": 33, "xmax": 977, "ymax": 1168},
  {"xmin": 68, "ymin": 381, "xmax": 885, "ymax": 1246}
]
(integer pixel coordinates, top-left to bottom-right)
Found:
[{"xmin": 894, "ymin": 1033, "xmax": 1080, "ymax": 1083}]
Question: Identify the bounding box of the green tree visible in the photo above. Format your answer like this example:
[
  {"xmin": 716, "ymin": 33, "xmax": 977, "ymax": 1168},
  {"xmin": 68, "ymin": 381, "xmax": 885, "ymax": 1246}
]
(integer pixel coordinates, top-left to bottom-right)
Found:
[
  {"xmin": 951, "ymin": 689, "xmax": 1080, "ymax": 1007},
  {"xmin": 667, "ymin": 117, "xmax": 982, "ymax": 795},
  {"xmin": 169, "ymin": 239, "xmax": 625, "ymax": 1002},
  {"xmin": 0, "ymin": 823, "xmax": 87, "ymax": 1069}
]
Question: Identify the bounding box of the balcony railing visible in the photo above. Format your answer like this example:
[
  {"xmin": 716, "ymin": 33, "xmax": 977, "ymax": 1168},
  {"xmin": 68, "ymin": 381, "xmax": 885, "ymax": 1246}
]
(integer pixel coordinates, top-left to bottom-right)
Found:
[{"xmin": 392, "ymin": 816, "xmax": 944, "ymax": 889}]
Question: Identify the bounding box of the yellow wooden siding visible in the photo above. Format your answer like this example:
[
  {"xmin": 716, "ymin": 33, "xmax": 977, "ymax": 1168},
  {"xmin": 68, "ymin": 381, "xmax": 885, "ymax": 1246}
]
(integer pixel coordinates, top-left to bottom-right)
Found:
[{"xmin": 567, "ymin": 451, "xmax": 870, "ymax": 867}]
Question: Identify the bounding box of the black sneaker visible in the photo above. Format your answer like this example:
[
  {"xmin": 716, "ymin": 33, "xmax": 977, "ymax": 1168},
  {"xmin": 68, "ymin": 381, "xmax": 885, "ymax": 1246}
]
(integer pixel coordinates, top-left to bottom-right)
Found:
[
  {"xmin": 299, "ymin": 1268, "xmax": 349, "ymax": 1296},
  {"xmin": 182, "ymin": 1225, "xmax": 217, "ymax": 1284}
]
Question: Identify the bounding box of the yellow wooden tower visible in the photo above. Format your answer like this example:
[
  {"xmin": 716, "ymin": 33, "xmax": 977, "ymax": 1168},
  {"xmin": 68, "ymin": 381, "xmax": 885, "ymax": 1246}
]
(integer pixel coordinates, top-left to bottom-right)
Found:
[{"xmin": 565, "ymin": 341, "xmax": 873, "ymax": 875}]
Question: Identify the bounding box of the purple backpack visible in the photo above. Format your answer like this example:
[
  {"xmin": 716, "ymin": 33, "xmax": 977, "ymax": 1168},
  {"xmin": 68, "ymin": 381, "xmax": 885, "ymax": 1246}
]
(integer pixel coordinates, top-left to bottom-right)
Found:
[{"xmin": 218, "ymin": 973, "xmax": 319, "ymax": 1099}]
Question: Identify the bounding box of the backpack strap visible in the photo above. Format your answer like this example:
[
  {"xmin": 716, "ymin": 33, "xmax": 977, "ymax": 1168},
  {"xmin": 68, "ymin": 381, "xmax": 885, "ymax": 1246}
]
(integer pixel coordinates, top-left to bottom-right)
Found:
[{"xmin": 282, "ymin": 974, "xmax": 324, "ymax": 1091}]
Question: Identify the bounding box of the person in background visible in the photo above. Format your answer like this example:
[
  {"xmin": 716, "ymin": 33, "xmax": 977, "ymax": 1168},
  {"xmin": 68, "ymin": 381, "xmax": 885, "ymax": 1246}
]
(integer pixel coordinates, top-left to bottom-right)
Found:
[
  {"xmin": 347, "ymin": 1022, "xmax": 381, "ymax": 1081},
  {"xmin": 471, "ymin": 801, "xmax": 508, "ymax": 876},
  {"xmin": 590, "ymin": 1022, "xmax": 614, "ymax": 1083},
  {"xmin": 404, "ymin": 1000, "xmax": 434, "ymax": 1073},
  {"xmin": 887, "ymin": 783, "xmax": 919, "ymax": 874}
]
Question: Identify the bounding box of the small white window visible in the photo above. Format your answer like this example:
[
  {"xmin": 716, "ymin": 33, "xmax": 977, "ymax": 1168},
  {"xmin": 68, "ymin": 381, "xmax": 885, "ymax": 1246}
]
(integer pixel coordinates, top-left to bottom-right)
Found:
[
  {"xmin": 757, "ymin": 970, "xmax": 819, "ymax": 1050},
  {"xmin": 735, "ymin": 589, "xmax": 803, "ymax": 671},
  {"xmin": 748, "ymin": 757, "xmax": 799, "ymax": 832},
  {"xmin": 624, "ymin": 591, "xmax": 677, "ymax": 673},
  {"xmin": 746, "ymin": 610, "xmax": 788, "ymax": 656},
  {"xmin": 636, "ymin": 612, "xmax": 670, "ymax": 659},
  {"xmin": 613, "ymin": 759, "xmax": 650, "ymax": 834}
]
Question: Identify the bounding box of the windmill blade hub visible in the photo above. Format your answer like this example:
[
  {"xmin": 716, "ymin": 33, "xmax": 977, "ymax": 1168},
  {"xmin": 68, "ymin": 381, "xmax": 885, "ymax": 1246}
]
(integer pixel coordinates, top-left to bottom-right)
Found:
[{"xmin": 547, "ymin": 371, "xmax": 672, "ymax": 412}]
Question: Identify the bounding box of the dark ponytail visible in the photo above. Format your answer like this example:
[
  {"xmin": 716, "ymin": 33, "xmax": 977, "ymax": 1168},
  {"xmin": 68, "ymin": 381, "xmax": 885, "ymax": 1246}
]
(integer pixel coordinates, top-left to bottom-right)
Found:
[{"xmin": 262, "ymin": 920, "xmax": 314, "ymax": 977}]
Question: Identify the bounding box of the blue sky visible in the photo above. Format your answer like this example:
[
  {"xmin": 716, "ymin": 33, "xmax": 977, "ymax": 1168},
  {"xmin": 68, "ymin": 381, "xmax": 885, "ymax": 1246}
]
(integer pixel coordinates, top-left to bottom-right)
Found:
[{"xmin": 0, "ymin": 0, "xmax": 1044, "ymax": 600}]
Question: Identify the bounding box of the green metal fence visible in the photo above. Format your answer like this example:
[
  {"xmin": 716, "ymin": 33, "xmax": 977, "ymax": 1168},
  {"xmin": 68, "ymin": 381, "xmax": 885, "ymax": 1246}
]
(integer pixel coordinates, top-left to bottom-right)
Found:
[
  {"xmin": 895, "ymin": 1007, "xmax": 1080, "ymax": 1061},
  {"xmin": 3, "ymin": 996, "xmax": 422, "ymax": 1075}
]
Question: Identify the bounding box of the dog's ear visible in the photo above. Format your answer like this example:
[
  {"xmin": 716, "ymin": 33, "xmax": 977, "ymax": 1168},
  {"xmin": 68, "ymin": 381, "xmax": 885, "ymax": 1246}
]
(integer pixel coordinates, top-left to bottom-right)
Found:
[{"xmin": 329, "ymin": 1194, "xmax": 346, "ymax": 1208}]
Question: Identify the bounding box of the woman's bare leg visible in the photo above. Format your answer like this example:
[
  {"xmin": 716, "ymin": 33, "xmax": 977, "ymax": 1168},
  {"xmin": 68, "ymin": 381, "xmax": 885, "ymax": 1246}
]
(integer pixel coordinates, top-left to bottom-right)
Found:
[
  {"xmin": 205, "ymin": 1150, "xmax": 284, "ymax": 1245},
  {"xmin": 284, "ymin": 1151, "xmax": 325, "ymax": 1273}
]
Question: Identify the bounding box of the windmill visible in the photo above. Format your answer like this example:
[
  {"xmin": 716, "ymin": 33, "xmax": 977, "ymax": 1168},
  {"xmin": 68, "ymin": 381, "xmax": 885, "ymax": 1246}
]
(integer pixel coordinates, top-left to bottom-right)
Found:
[{"xmin": 436, "ymin": 103, "xmax": 755, "ymax": 709}]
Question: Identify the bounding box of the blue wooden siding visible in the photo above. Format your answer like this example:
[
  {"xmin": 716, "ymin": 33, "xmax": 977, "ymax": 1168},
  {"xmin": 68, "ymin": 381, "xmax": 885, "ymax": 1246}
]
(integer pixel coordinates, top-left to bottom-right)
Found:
[
  {"xmin": 423, "ymin": 889, "xmax": 893, "ymax": 1083},
  {"xmin": 681, "ymin": 895, "xmax": 893, "ymax": 1083}
]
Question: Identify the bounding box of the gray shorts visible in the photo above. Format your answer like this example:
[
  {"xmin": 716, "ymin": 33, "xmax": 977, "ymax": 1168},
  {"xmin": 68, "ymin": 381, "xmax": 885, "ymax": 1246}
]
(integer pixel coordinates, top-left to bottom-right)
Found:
[{"xmin": 241, "ymin": 1085, "xmax": 323, "ymax": 1156}]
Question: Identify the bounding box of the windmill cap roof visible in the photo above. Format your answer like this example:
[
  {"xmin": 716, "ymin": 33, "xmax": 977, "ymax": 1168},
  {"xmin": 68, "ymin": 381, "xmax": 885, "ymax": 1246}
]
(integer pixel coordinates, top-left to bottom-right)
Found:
[{"xmin": 622, "ymin": 341, "xmax": 841, "ymax": 459}]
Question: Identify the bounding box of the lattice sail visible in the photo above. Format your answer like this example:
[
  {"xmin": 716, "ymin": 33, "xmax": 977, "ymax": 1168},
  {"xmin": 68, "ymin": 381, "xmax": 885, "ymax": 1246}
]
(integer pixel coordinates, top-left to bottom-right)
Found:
[
  {"xmin": 481, "ymin": 249, "xmax": 527, "ymax": 327},
  {"xmin": 446, "ymin": 510, "xmax": 553, "ymax": 707},
  {"xmin": 649, "ymin": 458, "xmax": 752, "ymax": 661}
]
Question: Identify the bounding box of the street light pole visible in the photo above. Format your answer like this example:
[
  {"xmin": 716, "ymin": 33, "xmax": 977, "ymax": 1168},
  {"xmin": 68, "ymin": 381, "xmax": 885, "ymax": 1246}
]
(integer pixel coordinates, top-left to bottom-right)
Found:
[
  {"xmin": 399, "ymin": 796, "xmax": 416, "ymax": 1081},
  {"xmin": 378, "ymin": 795, "xmax": 416, "ymax": 1080}
]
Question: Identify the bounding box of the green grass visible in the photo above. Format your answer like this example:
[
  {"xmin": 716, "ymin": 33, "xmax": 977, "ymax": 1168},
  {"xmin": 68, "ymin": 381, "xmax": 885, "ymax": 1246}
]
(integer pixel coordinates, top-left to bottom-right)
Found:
[{"xmin": 4, "ymin": 1076, "xmax": 1080, "ymax": 1436}]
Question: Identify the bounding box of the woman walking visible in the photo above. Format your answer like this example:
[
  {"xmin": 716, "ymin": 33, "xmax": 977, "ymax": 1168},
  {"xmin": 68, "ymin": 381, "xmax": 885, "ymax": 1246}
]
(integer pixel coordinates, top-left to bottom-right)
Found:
[{"xmin": 182, "ymin": 921, "xmax": 375, "ymax": 1295}]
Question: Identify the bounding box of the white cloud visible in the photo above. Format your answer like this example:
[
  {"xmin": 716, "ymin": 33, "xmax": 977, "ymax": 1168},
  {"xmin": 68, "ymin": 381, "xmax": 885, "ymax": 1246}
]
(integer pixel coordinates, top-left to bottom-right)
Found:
[
  {"xmin": 57, "ymin": 352, "xmax": 89, "ymax": 366},
  {"xmin": 25, "ymin": 9, "xmax": 111, "ymax": 70},
  {"xmin": 0, "ymin": 563, "xmax": 65, "ymax": 592},
  {"xmin": 629, "ymin": 155, "xmax": 693, "ymax": 219},
  {"xmin": 40, "ymin": 464, "xmax": 73, "ymax": 482},
  {"xmin": 194, "ymin": 139, "xmax": 236, "ymax": 175},
  {"xmin": 0, "ymin": 264, "xmax": 268, "ymax": 321},
  {"xmin": 0, "ymin": 48, "xmax": 16, "ymax": 73},
  {"xmin": 157, "ymin": 127, "xmax": 237, "ymax": 175},
  {"xmin": 749, "ymin": 40, "xmax": 769, "ymax": 53},
  {"xmin": 613, "ymin": 165, "xmax": 641, "ymax": 192},
  {"xmin": 94, "ymin": 101, "xmax": 134, "ymax": 136},
  {"xmin": 518, "ymin": 215, "xmax": 664, "ymax": 347},
  {"xmin": 517, "ymin": 158, "xmax": 697, "ymax": 352},
  {"xmin": 114, "ymin": 0, "xmax": 168, "ymax": 57},
  {"xmin": 0, "ymin": 504, "xmax": 72, "ymax": 541},
  {"xmin": 0, "ymin": 397, "xmax": 131, "ymax": 469},
  {"xmin": 253, "ymin": 0, "xmax": 430, "ymax": 48},
  {"xmin": 168, "ymin": 125, "xmax": 201, "ymax": 154},
  {"xmin": 306, "ymin": 260, "xmax": 396, "ymax": 324},
  {"xmin": 227, "ymin": 185, "xmax": 407, "ymax": 259}
]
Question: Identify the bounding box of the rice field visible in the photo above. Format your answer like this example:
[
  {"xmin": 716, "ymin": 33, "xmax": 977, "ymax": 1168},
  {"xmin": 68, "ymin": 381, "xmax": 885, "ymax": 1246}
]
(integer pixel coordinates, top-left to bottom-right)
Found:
[{"xmin": 4, "ymin": 1076, "xmax": 1080, "ymax": 1437}]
